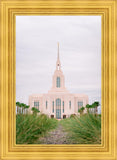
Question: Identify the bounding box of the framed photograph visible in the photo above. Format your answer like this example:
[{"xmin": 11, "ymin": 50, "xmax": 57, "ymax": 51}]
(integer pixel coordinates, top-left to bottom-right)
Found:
[
  {"xmin": 16, "ymin": 16, "xmax": 101, "ymax": 145},
  {"xmin": 0, "ymin": 0, "xmax": 116, "ymax": 160}
]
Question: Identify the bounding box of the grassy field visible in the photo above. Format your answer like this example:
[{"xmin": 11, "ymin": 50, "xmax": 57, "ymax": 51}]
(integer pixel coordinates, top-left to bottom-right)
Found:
[
  {"xmin": 60, "ymin": 114, "xmax": 101, "ymax": 144},
  {"xmin": 16, "ymin": 113, "xmax": 101, "ymax": 144},
  {"xmin": 16, "ymin": 114, "xmax": 58, "ymax": 144}
]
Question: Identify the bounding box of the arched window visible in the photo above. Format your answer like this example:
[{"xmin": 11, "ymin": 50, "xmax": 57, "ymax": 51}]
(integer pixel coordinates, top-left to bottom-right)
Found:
[
  {"xmin": 34, "ymin": 101, "xmax": 39, "ymax": 110},
  {"xmin": 56, "ymin": 77, "xmax": 60, "ymax": 88},
  {"xmin": 69, "ymin": 101, "xmax": 71, "ymax": 109},
  {"xmin": 63, "ymin": 101, "xmax": 64, "ymax": 113},
  {"xmin": 56, "ymin": 99, "xmax": 61, "ymax": 119},
  {"xmin": 46, "ymin": 101, "xmax": 48, "ymax": 109},
  {"xmin": 52, "ymin": 101, "xmax": 54, "ymax": 113},
  {"xmin": 56, "ymin": 98, "xmax": 61, "ymax": 106},
  {"xmin": 78, "ymin": 101, "xmax": 83, "ymax": 111}
]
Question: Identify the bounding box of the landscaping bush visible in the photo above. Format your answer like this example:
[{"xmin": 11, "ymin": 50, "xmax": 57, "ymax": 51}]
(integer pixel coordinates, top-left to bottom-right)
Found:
[
  {"xmin": 70, "ymin": 114, "xmax": 77, "ymax": 118},
  {"xmin": 61, "ymin": 114, "xmax": 101, "ymax": 144},
  {"xmin": 16, "ymin": 114, "xmax": 58, "ymax": 144}
]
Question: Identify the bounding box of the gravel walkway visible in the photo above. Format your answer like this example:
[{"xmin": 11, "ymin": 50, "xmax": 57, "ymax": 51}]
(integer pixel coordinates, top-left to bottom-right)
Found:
[{"xmin": 39, "ymin": 124, "xmax": 70, "ymax": 144}]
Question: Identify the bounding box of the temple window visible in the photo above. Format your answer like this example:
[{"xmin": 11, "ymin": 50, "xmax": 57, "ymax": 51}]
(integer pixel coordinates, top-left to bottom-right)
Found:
[
  {"xmin": 34, "ymin": 101, "xmax": 39, "ymax": 110},
  {"xmin": 69, "ymin": 101, "xmax": 71, "ymax": 109},
  {"xmin": 52, "ymin": 101, "xmax": 54, "ymax": 113},
  {"xmin": 56, "ymin": 77, "xmax": 60, "ymax": 88},
  {"xmin": 78, "ymin": 101, "xmax": 83, "ymax": 111},
  {"xmin": 46, "ymin": 101, "xmax": 48, "ymax": 109},
  {"xmin": 63, "ymin": 101, "xmax": 64, "ymax": 113},
  {"xmin": 56, "ymin": 98, "xmax": 61, "ymax": 106}
]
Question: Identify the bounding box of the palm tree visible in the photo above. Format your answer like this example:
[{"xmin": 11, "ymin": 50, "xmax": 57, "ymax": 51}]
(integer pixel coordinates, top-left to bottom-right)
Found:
[
  {"xmin": 89, "ymin": 104, "xmax": 93, "ymax": 113},
  {"xmin": 20, "ymin": 103, "xmax": 25, "ymax": 114},
  {"xmin": 23, "ymin": 104, "xmax": 27, "ymax": 114},
  {"xmin": 24, "ymin": 105, "xmax": 30, "ymax": 114},
  {"xmin": 16, "ymin": 102, "xmax": 30, "ymax": 114},
  {"xmin": 86, "ymin": 104, "xmax": 90, "ymax": 113},
  {"xmin": 92, "ymin": 101, "xmax": 100, "ymax": 114},
  {"xmin": 78, "ymin": 106, "xmax": 85, "ymax": 115},
  {"xmin": 31, "ymin": 107, "xmax": 40, "ymax": 115},
  {"xmin": 16, "ymin": 102, "xmax": 20, "ymax": 114}
]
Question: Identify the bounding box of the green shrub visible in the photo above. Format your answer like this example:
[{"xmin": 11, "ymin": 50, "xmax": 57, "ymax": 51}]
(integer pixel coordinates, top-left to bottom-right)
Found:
[
  {"xmin": 16, "ymin": 114, "xmax": 58, "ymax": 144},
  {"xmin": 70, "ymin": 114, "xmax": 77, "ymax": 118},
  {"xmin": 61, "ymin": 114, "xmax": 101, "ymax": 144},
  {"xmin": 31, "ymin": 107, "xmax": 40, "ymax": 115}
]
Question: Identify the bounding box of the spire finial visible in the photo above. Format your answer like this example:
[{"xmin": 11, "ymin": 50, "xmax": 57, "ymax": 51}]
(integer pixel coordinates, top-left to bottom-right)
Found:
[{"xmin": 56, "ymin": 42, "xmax": 61, "ymax": 70}]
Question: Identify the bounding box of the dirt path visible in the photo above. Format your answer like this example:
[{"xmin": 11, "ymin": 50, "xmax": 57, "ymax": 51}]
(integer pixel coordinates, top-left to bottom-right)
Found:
[{"xmin": 39, "ymin": 124, "xmax": 70, "ymax": 144}]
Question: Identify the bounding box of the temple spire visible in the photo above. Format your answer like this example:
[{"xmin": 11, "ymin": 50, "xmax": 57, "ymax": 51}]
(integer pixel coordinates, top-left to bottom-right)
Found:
[
  {"xmin": 56, "ymin": 42, "xmax": 61, "ymax": 70},
  {"xmin": 58, "ymin": 42, "xmax": 59, "ymax": 60}
]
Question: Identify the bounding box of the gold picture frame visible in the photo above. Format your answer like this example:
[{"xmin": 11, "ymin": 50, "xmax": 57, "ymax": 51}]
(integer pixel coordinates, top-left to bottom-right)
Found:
[{"xmin": 0, "ymin": 0, "xmax": 116, "ymax": 159}]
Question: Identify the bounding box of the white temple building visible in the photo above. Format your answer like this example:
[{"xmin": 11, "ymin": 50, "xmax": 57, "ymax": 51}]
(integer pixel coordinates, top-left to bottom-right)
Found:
[{"xmin": 28, "ymin": 44, "xmax": 88, "ymax": 119}]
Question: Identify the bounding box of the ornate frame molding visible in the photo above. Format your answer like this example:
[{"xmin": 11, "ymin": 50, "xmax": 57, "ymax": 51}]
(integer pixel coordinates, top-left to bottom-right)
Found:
[{"xmin": 0, "ymin": 0, "xmax": 116, "ymax": 159}]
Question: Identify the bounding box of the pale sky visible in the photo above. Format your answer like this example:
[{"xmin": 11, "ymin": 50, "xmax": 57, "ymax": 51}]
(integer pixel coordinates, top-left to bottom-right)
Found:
[{"xmin": 16, "ymin": 16, "xmax": 101, "ymax": 113}]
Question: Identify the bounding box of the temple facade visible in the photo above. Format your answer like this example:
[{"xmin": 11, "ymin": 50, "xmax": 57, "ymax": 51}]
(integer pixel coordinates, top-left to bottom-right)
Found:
[{"xmin": 28, "ymin": 44, "xmax": 88, "ymax": 119}]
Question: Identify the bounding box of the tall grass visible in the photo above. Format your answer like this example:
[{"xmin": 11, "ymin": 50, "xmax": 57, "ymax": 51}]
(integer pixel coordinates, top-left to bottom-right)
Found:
[
  {"xmin": 16, "ymin": 114, "xmax": 58, "ymax": 144},
  {"xmin": 60, "ymin": 114, "xmax": 101, "ymax": 144}
]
